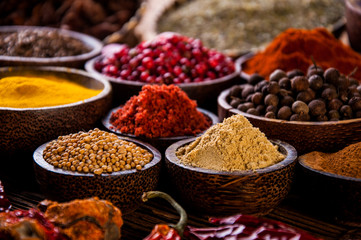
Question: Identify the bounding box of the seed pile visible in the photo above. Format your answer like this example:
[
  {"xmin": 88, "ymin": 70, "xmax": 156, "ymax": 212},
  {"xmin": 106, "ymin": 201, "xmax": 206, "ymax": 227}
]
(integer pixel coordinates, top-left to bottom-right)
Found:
[
  {"xmin": 228, "ymin": 66, "xmax": 361, "ymax": 121},
  {"xmin": 0, "ymin": 29, "xmax": 90, "ymax": 57},
  {"xmin": 43, "ymin": 129, "xmax": 153, "ymax": 175}
]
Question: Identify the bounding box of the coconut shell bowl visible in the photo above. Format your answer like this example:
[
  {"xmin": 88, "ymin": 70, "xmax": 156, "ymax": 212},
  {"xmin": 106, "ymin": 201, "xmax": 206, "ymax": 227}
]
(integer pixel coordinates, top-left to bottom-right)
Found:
[
  {"xmin": 0, "ymin": 66, "xmax": 112, "ymax": 155},
  {"xmin": 298, "ymin": 155, "xmax": 361, "ymax": 227},
  {"xmin": 33, "ymin": 136, "xmax": 162, "ymax": 215},
  {"xmin": 85, "ymin": 56, "xmax": 240, "ymax": 110},
  {"xmin": 0, "ymin": 25, "xmax": 103, "ymax": 68},
  {"xmin": 101, "ymin": 106, "xmax": 219, "ymax": 153},
  {"xmin": 164, "ymin": 138, "xmax": 297, "ymax": 216}
]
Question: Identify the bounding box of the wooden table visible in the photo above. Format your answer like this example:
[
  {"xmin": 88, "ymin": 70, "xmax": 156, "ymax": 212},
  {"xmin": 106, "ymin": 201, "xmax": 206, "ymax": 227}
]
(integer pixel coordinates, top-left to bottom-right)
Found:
[{"xmin": 2, "ymin": 165, "xmax": 361, "ymax": 240}]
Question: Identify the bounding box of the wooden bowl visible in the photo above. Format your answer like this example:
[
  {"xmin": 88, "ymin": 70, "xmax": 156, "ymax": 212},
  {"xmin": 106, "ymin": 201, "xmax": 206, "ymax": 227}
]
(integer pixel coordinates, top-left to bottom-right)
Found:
[
  {"xmin": 85, "ymin": 55, "xmax": 241, "ymax": 110},
  {"xmin": 165, "ymin": 138, "xmax": 297, "ymax": 216},
  {"xmin": 218, "ymin": 88, "xmax": 361, "ymax": 155},
  {"xmin": 33, "ymin": 136, "xmax": 162, "ymax": 214},
  {"xmin": 0, "ymin": 66, "xmax": 112, "ymax": 154},
  {"xmin": 101, "ymin": 106, "xmax": 219, "ymax": 153},
  {"xmin": 298, "ymin": 155, "xmax": 361, "ymax": 227},
  {"xmin": 0, "ymin": 25, "xmax": 103, "ymax": 68},
  {"xmin": 345, "ymin": 0, "xmax": 361, "ymax": 52}
]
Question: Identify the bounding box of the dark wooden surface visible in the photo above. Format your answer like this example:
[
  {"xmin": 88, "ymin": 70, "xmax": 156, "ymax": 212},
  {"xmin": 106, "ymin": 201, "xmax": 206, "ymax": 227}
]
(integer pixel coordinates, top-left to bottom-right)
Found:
[{"xmin": 2, "ymin": 166, "xmax": 361, "ymax": 240}]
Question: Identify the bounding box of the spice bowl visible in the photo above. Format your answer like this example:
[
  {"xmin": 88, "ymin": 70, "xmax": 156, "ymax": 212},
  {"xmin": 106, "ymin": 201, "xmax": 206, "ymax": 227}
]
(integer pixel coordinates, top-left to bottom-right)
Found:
[
  {"xmin": 298, "ymin": 155, "xmax": 361, "ymax": 227},
  {"xmin": 218, "ymin": 87, "xmax": 361, "ymax": 155},
  {"xmin": 33, "ymin": 136, "xmax": 162, "ymax": 215},
  {"xmin": 0, "ymin": 66, "xmax": 112, "ymax": 155},
  {"xmin": 85, "ymin": 55, "xmax": 240, "ymax": 110},
  {"xmin": 102, "ymin": 106, "xmax": 219, "ymax": 153},
  {"xmin": 164, "ymin": 138, "xmax": 297, "ymax": 216},
  {"xmin": 0, "ymin": 25, "xmax": 103, "ymax": 68}
]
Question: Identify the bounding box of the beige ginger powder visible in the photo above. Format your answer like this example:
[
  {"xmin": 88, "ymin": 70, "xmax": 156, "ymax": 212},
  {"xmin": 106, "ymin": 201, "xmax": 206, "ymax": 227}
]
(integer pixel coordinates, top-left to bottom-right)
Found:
[{"xmin": 176, "ymin": 114, "xmax": 285, "ymax": 171}]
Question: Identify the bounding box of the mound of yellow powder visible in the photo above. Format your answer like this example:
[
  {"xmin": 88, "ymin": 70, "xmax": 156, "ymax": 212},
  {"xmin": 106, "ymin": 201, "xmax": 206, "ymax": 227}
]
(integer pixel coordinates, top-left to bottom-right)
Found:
[
  {"xmin": 176, "ymin": 114, "xmax": 285, "ymax": 171},
  {"xmin": 0, "ymin": 76, "xmax": 101, "ymax": 108}
]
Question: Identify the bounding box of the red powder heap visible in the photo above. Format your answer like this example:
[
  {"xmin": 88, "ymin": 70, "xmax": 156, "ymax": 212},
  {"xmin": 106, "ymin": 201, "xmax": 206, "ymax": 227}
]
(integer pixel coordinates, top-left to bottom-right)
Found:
[
  {"xmin": 243, "ymin": 28, "xmax": 361, "ymax": 80},
  {"xmin": 110, "ymin": 84, "xmax": 211, "ymax": 138}
]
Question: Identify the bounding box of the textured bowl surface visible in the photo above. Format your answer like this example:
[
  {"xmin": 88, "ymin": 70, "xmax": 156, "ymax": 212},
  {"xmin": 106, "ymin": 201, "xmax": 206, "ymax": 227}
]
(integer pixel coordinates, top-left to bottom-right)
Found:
[
  {"xmin": 298, "ymin": 155, "xmax": 361, "ymax": 227},
  {"xmin": 85, "ymin": 55, "xmax": 241, "ymax": 110},
  {"xmin": 33, "ymin": 136, "xmax": 162, "ymax": 214},
  {"xmin": 102, "ymin": 106, "xmax": 219, "ymax": 153},
  {"xmin": 165, "ymin": 138, "xmax": 297, "ymax": 216},
  {"xmin": 0, "ymin": 25, "xmax": 103, "ymax": 68},
  {"xmin": 0, "ymin": 66, "xmax": 112, "ymax": 154},
  {"xmin": 346, "ymin": 0, "xmax": 361, "ymax": 52},
  {"xmin": 218, "ymin": 87, "xmax": 361, "ymax": 155}
]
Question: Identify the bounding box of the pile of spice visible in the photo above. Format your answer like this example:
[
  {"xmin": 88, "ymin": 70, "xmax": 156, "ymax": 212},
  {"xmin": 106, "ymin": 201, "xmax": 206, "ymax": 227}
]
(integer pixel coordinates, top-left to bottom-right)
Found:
[
  {"xmin": 301, "ymin": 142, "xmax": 361, "ymax": 179},
  {"xmin": 243, "ymin": 28, "xmax": 361, "ymax": 80},
  {"xmin": 176, "ymin": 114, "xmax": 285, "ymax": 171},
  {"xmin": 228, "ymin": 66, "xmax": 361, "ymax": 121},
  {"xmin": 0, "ymin": 0, "xmax": 140, "ymax": 40},
  {"xmin": 0, "ymin": 76, "xmax": 101, "ymax": 108},
  {"xmin": 110, "ymin": 84, "xmax": 211, "ymax": 138},
  {"xmin": 158, "ymin": 0, "xmax": 344, "ymax": 53},
  {"xmin": 43, "ymin": 128, "xmax": 153, "ymax": 175},
  {"xmin": 0, "ymin": 29, "xmax": 90, "ymax": 57},
  {"xmin": 94, "ymin": 32, "xmax": 235, "ymax": 84}
]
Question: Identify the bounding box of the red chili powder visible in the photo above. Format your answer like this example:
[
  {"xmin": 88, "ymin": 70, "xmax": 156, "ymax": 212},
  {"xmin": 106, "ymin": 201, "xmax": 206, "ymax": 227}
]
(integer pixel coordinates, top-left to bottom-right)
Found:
[
  {"xmin": 110, "ymin": 84, "xmax": 211, "ymax": 138},
  {"xmin": 243, "ymin": 28, "xmax": 361, "ymax": 80}
]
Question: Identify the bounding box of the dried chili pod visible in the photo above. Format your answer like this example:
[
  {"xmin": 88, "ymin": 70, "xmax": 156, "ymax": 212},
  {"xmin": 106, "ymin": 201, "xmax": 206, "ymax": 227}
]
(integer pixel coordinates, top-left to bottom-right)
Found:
[
  {"xmin": 142, "ymin": 191, "xmax": 188, "ymax": 240},
  {"xmin": 184, "ymin": 214, "xmax": 320, "ymax": 240},
  {"xmin": 0, "ymin": 180, "xmax": 11, "ymax": 212}
]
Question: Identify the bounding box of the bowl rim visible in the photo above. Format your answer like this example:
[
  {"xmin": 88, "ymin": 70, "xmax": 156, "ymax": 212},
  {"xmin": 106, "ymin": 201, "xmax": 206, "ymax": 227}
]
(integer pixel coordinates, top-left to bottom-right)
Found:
[
  {"xmin": 33, "ymin": 135, "xmax": 162, "ymax": 177},
  {"xmin": 102, "ymin": 106, "xmax": 219, "ymax": 140},
  {"xmin": 298, "ymin": 155, "xmax": 361, "ymax": 182},
  {"xmin": 165, "ymin": 137, "xmax": 297, "ymax": 176},
  {"xmin": 345, "ymin": 0, "xmax": 361, "ymax": 14},
  {"xmin": 0, "ymin": 25, "xmax": 103, "ymax": 63},
  {"xmin": 0, "ymin": 66, "xmax": 112, "ymax": 111},
  {"xmin": 85, "ymin": 54, "xmax": 239, "ymax": 87},
  {"xmin": 217, "ymin": 81, "xmax": 361, "ymax": 126}
]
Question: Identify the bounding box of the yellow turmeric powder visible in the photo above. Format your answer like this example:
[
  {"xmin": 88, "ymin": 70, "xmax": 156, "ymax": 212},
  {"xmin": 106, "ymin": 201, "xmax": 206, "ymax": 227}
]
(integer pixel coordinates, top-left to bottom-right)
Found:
[{"xmin": 0, "ymin": 76, "xmax": 102, "ymax": 108}]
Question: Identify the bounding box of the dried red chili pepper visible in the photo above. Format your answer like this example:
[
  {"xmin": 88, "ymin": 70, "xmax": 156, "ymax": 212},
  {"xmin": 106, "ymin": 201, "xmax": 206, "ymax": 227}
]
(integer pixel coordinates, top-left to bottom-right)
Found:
[
  {"xmin": 0, "ymin": 180, "xmax": 11, "ymax": 213},
  {"xmin": 184, "ymin": 214, "xmax": 320, "ymax": 240},
  {"xmin": 142, "ymin": 191, "xmax": 188, "ymax": 240}
]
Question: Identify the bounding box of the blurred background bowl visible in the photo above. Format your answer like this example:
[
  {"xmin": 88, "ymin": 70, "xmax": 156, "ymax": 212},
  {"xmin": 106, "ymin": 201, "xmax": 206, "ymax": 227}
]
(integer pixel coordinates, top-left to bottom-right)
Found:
[
  {"xmin": 345, "ymin": 0, "xmax": 361, "ymax": 52},
  {"xmin": 298, "ymin": 155, "xmax": 361, "ymax": 227},
  {"xmin": 218, "ymin": 88, "xmax": 361, "ymax": 155},
  {"xmin": 0, "ymin": 25, "xmax": 103, "ymax": 68},
  {"xmin": 33, "ymin": 136, "xmax": 161, "ymax": 214},
  {"xmin": 85, "ymin": 55, "xmax": 241, "ymax": 111},
  {"xmin": 0, "ymin": 66, "xmax": 112, "ymax": 155},
  {"xmin": 165, "ymin": 138, "xmax": 297, "ymax": 216},
  {"xmin": 102, "ymin": 106, "xmax": 219, "ymax": 153}
]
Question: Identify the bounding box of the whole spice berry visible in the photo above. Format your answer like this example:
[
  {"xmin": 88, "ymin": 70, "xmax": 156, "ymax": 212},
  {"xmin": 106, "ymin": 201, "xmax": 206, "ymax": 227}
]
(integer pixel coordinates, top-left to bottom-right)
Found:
[
  {"xmin": 277, "ymin": 106, "xmax": 292, "ymax": 120},
  {"xmin": 324, "ymin": 67, "xmax": 340, "ymax": 85},
  {"xmin": 269, "ymin": 69, "xmax": 287, "ymax": 82},
  {"xmin": 291, "ymin": 76, "xmax": 309, "ymax": 92},
  {"xmin": 292, "ymin": 101, "xmax": 309, "ymax": 115},
  {"xmin": 43, "ymin": 128, "xmax": 153, "ymax": 175},
  {"xmin": 95, "ymin": 33, "xmax": 235, "ymax": 84},
  {"xmin": 308, "ymin": 74, "xmax": 323, "ymax": 90},
  {"xmin": 264, "ymin": 94, "xmax": 279, "ymax": 107},
  {"xmin": 110, "ymin": 85, "xmax": 211, "ymax": 138},
  {"xmin": 308, "ymin": 99, "xmax": 327, "ymax": 117},
  {"xmin": 249, "ymin": 73, "xmax": 264, "ymax": 85}
]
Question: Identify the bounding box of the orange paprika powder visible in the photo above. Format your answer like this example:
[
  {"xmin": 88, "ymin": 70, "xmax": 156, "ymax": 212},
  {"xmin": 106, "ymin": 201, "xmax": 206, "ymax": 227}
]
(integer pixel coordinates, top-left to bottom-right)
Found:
[
  {"xmin": 110, "ymin": 84, "xmax": 211, "ymax": 138},
  {"xmin": 243, "ymin": 28, "xmax": 361, "ymax": 80}
]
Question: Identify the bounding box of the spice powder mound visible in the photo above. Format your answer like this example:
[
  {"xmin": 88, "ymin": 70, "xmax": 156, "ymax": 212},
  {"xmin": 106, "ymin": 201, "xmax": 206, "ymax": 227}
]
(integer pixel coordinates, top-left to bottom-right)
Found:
[
  {"xmin": 301, "ymin": 142, "xmax": 361, "ymax": 179},
  {"xmin": 110, "ymin": 84, "xmax": 211, "ymax": 138},
  {"xmin": 176, "ymin": 114, "xmax": 285, "ymax": 171}
]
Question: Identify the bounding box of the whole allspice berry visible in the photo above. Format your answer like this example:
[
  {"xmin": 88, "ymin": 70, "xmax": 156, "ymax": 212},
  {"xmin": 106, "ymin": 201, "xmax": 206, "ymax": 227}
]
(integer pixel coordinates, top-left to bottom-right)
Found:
[
  {"xmin": 279, "ymin": 77, "xmax": 291, "ymax": 90},
  {"xmin": 324, "ymin": 67, "xmax": 340, "ymax": 86},
  {"xmin": 267, "ymin": 81, "xmax": 280, "ymax": 94},
  {"xmin": 297, "ymin": 91, "xmax": 313, "ymax": 104},
  {"xmin": 349, "ymin": 96, "xmax": 361, "ymax": 111},
  {"xmin": 269, "ymin": 69, "xmax": 287, "ymax": 82},
  {"xmin": 241, "ymin": 85, "xmax": 254, "ymax": 99},
  {"xmin": 264, "ymin": 94, "xmax": 279, "ymax": 107},
  {"xmin": 328, "ymin": 98, "xmax": 343, "ymax": 111},
  {"xmin": 230, "ymin": 97, "xmax": 242, "ymax": 108},
  {"xmin": 280, "ymin": 95, "xmax": 295, "ymax": 107},
  {"xmin": 292, "ymin": 101, "xmax": 309, "ymax": 115},
  {"xmin": 328, "ymin": 110, "xmax": 340, "ymax": 120},
  {"xmin": 308, "ymin": 99, "xmax": 327, "ymax": 117},
  {"xmin": 249, "ymin": 73, "xmax": 264, "ymax": 85},
  {"xmin": 308, "ymin": 74, "xmax": 323, "ymax": 90},
  {"xmin": 265, "ymin": 111, "xmax": 276, "ymax": 119},
  {"xmin": 266, "ymin": 105, "xmax": 278, "ymax": 113},
  {"xmin": 229, "ymin": 85, "xmax": 242, "ymax": 97},
  {"xmin": 321, "ymin": 88, "xmax": 338, "ymax": 101},
  {"xmin": 287, "ymin": 69, "xmax": 304, "ymax": 79},
  {"xmin": 340, "ymin": 105, "xmax": 353, "ymax": 119},
  {"xmin": 247, "ymin": 108, "xmax": 260, "ymax": 116},
  {"xmin": 251, "ymin": 92, "xmax": 264, "ymax": 105},
  {"xmin": 291, "ymin": 76, "xmax": 309, "ymax": 92},
  {"xmin": 277, "ymin": 106, "xmax": 292, "ymax": 120}
]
